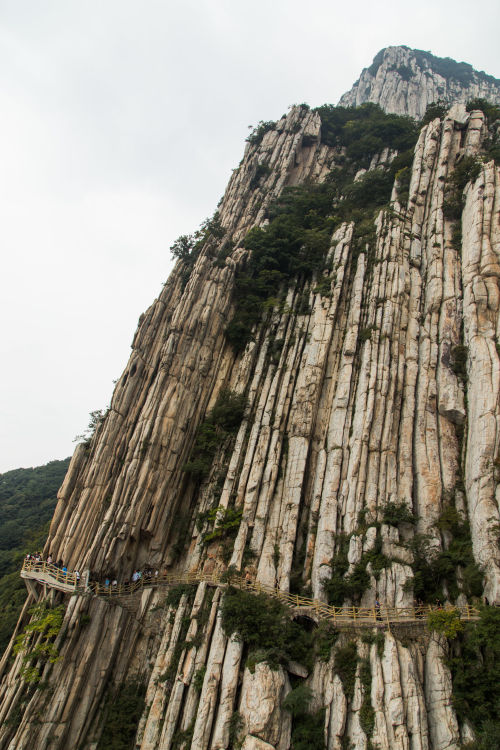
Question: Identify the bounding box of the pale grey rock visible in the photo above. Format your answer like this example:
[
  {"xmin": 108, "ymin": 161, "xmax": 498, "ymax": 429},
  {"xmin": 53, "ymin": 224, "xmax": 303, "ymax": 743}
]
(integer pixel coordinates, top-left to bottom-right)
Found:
[
  {"xmin": 241, "ymin": 736, "xmax": 276, "ymax": 750},
  {"xmin": 190, "ymin": 612, "xmax": 228, "ymax": 750},
  {"xmin": 425, "ymin": 637, "xmax": 460, "ymax": 750},
  {"xmin": 461, "ymin": 161, "xmax": 500, "ymax": 602},
  {"xmin": 210, "ymin": 635, "xmax": 244, "ymax": 749},
  {"xmin": 239, "ymin": 663, "xmax": 291, "ymax": 749},
  {"xmin": 339, "ymin": 46, "xmax": 500, "ymax": 118},
  {"xmin": 326, "ymin": 675, "xmax": 348, "ymax": 750}
]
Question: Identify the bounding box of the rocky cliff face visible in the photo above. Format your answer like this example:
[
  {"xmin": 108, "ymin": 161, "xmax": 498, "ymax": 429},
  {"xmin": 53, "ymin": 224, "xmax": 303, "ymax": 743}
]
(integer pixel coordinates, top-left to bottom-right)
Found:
[
  {"xmin": 339, "ymin": 46, "xmax": 500, "ymax": 117},
  {"xmin": 1, "ymin": 67, "xmax": 500, "ymax": 750}
]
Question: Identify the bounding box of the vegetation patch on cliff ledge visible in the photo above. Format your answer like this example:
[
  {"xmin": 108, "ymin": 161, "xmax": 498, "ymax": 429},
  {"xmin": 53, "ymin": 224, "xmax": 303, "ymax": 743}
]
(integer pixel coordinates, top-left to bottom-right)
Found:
[
  {"xmin": 226, "ymin": 103, "xmax": 419, "ymax": 353},
  {"xmin": 283, "ymin": 684, "xmax": 325, "ymax": 750},
  {"xmin": 97, "ymin": 681, "xmax": 146, "ymax": 750},
  {"xmin": 0, "ymin": 458, "xmax": 69, "ymax": 653},
  {"xmin": 183, "ymin": 388, "xmax": 246, "ymax": 481},
  {"xmin": 444, "ymin": 607, "xmax": 500, "ymax": 750},
  {"xmin": 314, "ymin": 101, "xmax": 417, "ymax": 165},
  {"xmin": 221, "ymin": 587, "xmax": 313, "ymax": 670},
  {"xmin": 367, "ymin": 47, "xmax": 500, "ymax": 88},
  {"xmin": 13, "ymin": 601, "xmax": 65, "ymax": 685}
]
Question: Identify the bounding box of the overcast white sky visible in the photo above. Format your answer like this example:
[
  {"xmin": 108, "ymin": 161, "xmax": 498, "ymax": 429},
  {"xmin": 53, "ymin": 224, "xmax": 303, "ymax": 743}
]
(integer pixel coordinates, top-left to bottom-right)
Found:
[{"xmin": 0, "ymin": 0, "xmax": 499, "ymax": 472}]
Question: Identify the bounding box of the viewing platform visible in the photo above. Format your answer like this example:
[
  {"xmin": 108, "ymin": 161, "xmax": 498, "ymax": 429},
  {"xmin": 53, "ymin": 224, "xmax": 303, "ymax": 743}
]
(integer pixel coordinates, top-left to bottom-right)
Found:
[
  {"xmin": 21, "ymin": 559, "xmax": 481, "ymax": 628},
  {"xmin": 21, "ymin": 559, "xmax": 81, "ymax": 594}
]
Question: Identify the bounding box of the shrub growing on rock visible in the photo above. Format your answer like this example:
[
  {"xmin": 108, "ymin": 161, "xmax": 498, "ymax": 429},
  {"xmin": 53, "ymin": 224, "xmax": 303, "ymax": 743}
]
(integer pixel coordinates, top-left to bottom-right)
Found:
[
  {"xmin": 382, "ymin": 501, "xmax": 416, "ymax": 526},
  {"xmin": 334, "ymin": 641, "xmax": 358, "ymax": 701},
  {"xmin": 283, "ymin": 685, "xmax": 326, "ymax": 750},
  {"xmin": 427, "ymin": 608, "xmax": 464, "ymax": 639},
  {"xmin": 221, "ymin": 587, "xmax": 312, "ymax": 670},
  {"xmin": 421, "ymin": 101, "xmax": 448, "ymax": 125},
  {"xmin": 246, "ymin": 120, "xmax": 276, "ymax": 146},
  {"xmin": 14, "ymin": 602, "xmax": 65, "ymax": 684},
  {"xmin": 315, "ymin": 102, "xmax": 417, "ymax": 167},
  {"xmin": 447, "ymin": 607, "xmax": 500, "ymax": 747},
  {"xmin": 183, "ymin": 389, "xmax": 246, "ymax": 480},
  {"xmin": 97, "ymin": 681, "xmax": 146, "ymax": 750},
  {"xmin": 466, "ymin": 98, "xmax": 500, "ymax": 122}
]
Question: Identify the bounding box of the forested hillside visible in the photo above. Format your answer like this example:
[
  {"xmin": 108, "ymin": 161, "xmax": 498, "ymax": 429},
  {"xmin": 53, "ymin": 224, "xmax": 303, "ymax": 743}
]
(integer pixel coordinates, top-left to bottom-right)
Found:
[{"xmin": 0, "ymin": 459, "xmax": 70, "ymax": 651}]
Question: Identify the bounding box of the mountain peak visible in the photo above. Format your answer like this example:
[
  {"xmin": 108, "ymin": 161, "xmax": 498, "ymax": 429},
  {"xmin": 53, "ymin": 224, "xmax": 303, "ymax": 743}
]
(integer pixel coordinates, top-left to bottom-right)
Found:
[{"xmin": 339, "ymin": 45, "xmax": 500, "ymax": 117}]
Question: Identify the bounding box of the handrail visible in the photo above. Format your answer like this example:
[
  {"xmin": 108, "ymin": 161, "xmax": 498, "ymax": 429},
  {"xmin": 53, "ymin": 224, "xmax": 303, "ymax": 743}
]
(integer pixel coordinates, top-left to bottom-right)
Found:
[
  {"xmin": 21, "ymin": 560, "xmax": 79, "ymax": 587},
  {"xmin": 20, "ymin": 559, "xmax": 481, "ymax": 626}
]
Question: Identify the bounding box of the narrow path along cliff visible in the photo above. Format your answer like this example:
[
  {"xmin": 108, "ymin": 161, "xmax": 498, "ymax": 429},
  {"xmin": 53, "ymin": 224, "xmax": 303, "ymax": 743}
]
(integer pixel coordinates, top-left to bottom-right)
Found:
[{"xmin": 20, "ymin": 558, "xmax": 481, "ymax": 628}]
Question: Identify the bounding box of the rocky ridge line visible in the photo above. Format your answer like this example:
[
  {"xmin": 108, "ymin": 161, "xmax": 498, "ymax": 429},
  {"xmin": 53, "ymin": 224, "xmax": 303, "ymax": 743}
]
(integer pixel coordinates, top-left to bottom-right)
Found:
[{"xmin": 339, "ymin": 46, "xmax": 500, "ymax": 117}]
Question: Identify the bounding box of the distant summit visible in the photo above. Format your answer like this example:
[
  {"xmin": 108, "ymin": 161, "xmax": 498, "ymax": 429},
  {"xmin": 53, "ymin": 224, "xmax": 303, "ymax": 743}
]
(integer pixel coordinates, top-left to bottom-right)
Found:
[{"xmin": 339, "ymin": 45, "xmax": 500, "ymax": 118}]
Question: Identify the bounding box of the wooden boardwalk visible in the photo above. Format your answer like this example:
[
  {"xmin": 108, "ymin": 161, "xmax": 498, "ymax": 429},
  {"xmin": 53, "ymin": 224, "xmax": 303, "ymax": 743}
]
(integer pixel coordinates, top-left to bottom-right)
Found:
[{"xmin": 21, "ymin": 559, "xmax": 480, "ymax": 628}]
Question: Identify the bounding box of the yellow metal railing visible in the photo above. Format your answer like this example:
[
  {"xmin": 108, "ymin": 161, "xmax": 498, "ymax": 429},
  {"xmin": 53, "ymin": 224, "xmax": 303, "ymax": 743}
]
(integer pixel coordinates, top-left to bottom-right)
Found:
[
  {"xmin": 21, "ymin": 559, "xmax": 79, "ymax": 587},
  {"xmin": 21, "ymin": 559, "xmax": 481, "ymax": 625}
]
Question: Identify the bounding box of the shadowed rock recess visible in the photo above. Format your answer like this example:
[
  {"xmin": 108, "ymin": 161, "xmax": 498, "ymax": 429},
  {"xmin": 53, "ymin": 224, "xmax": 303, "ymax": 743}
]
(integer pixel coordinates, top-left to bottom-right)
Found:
[{"xmin": 1, "ymin": 48, "xmax": 500, "ymax": 750}]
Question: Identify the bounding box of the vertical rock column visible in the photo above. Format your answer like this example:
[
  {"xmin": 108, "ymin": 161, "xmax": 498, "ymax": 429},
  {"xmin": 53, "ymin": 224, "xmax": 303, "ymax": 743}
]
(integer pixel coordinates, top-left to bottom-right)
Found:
[{"xmin": 462, "ymin": 160, "xmax": 500, "ymax": 603}]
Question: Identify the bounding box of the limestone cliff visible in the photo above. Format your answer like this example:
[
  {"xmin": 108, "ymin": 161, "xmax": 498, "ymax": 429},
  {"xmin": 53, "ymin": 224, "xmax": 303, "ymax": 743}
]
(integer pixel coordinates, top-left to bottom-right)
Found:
[
  {"xmin": 1, "ymin": 61, "xmax": 500, "ymax": 750},
  {"xmin": 339, "ymin": 46, "xmax": 500, "ymax": 117}
]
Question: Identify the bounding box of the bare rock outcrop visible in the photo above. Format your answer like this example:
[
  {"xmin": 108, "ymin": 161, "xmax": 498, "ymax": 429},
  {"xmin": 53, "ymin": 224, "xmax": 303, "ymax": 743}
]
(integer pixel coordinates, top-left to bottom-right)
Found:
[
  {"xmin": 1, "ymin": 77, "xmax": 499, "ymax": 750},
  {"xmin": 339, "ymin": 46, "xmax": 500, "ymax": 118}
]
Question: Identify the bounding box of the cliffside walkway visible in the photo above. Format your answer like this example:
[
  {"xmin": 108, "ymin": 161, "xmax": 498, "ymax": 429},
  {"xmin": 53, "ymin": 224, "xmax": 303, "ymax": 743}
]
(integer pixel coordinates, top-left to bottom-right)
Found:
[{"xmin": 21, "ymin": 559, "xmax": 480, "ymax": 628}]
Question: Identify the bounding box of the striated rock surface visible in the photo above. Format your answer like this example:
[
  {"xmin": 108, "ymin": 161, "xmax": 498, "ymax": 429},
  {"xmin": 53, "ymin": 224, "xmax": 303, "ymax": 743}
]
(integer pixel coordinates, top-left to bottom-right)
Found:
[
  {"xmin": 1, "ymin": 57, "xmax": 500, "ymax": 750},
  {"xmin": 339, "ymin": 46, "xmax": 500, "ymax": 117}
]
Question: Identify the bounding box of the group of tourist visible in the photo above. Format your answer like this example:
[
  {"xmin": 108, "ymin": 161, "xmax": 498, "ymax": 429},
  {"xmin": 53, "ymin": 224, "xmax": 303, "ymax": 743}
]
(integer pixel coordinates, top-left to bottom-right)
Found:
[
  {"xmin": 26, "ymin": 552, "xmax": 63, "ymax": 568},
  {"xmin": 25, "ymin": 553, "xmax": 81, "ymax": 583},
  {"xmin": 132, "ymin": 567, "xmax": 159, "ymax": 582},
  {"xmin": 25, "ymin": 552, "xmax": 43, "ymax": 563},
  {"xmin": 26, "ymin": 553, "xmax": 167, "ymax": 590},
  {"xmin": 101, "ymin": 567, "xmax": 161, "ymax": 588}
]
